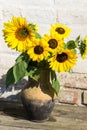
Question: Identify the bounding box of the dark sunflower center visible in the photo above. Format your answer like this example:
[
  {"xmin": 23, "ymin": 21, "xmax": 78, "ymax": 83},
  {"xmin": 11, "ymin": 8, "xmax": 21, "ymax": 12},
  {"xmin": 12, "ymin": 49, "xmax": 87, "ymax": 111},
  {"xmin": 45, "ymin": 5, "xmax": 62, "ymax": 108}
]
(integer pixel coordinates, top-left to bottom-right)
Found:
[
  {"xmin": 48, "ymin": 39, "xmax": 58, "ymax": 49},
  {"xmin": 18, "ymin": 27, "xmax": 29, "ymax": 38},
  {"xmin": 34, "ymin": 45, "xmax": 44, "ymax": 54},
  {"xmin": 56, "ymin": 52, "xmax": 68, "ymax": 63},
  {"xmin": 55, "ymin": 27, "xmax": 65, "ymax": 34}
]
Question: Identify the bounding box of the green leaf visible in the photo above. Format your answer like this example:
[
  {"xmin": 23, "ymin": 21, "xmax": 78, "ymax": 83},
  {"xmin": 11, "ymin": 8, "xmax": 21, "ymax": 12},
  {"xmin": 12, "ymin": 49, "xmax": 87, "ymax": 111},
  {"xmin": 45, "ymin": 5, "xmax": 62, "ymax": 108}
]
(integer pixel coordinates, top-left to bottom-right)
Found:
[
  {"xmin": 16, "ymin": 53, "xmax": 29, "ymax": 64},
  {"xmin": 79, "ymin": 40, "xmax": 86, "ymax": 55},
  {"xmin": 6, "ymin": 67, "xmax": 15, "ymax": 88},
  {"xmin": 51, "ymin": 70, "xmax": 57, "ymax": 81},
  {"xmin": 29, "ymin": 23, "xmax": 37, "ymax": 31},
  {"xmin": 52, "ymin": 80, "xmax": 60, "ymax": 95},
  {"xmin": 26, "ymin": 66, "xmax": 40, "ymax": 81},
  {"xmin": 75, "ymin": 35, "xmax": 81, "ymax": 47},
  {"xmin": 75, "ymin": 35, "xmax": 80, "ymax": 42},
  {"xmin": 13, "ymin": 61, "xmax": 28, "ymax": 83},
  {"xmin": 66, "ymin": 40, "xmax": 76, "ymax": 49},
  {"xmin": 34, "ymin": 32, "xmax": 41, "ymax": 38},
  {"xmin": 51, "ymin": 71, "xmax": 60, "ymax": 95},
  {"xmin": 16, "ymin": 53, "xmax": 24, "ymax": 63}
]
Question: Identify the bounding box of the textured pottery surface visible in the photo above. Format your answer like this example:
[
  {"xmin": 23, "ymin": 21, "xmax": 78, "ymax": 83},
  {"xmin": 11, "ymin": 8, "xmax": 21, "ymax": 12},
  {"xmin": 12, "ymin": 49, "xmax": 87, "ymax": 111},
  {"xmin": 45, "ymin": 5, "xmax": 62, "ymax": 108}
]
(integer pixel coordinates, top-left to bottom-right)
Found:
[{"xmin": 21, "ymin": 69, "xmax": 55, "ymax": 121}]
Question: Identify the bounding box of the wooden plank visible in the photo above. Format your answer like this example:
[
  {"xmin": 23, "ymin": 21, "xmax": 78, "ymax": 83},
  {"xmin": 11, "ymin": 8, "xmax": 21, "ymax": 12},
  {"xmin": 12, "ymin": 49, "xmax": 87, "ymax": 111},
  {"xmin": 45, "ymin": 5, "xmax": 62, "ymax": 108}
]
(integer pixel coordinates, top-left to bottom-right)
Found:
[
  {"xmin": 0, "ymin": 101, "xmax": 87, "ymax": 130},
  {"xmin": 0, "ymin": 126, "xmax": 36, "ymax": 130}
]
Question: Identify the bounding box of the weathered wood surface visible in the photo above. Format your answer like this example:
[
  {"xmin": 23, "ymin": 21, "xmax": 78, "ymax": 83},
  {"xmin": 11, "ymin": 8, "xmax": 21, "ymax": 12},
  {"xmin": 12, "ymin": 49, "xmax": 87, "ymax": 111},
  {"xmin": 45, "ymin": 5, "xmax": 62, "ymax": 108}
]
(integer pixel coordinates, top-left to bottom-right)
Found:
[{"xmin": 0, "ymin": 101, "xmax": 87, "ymax": 130}]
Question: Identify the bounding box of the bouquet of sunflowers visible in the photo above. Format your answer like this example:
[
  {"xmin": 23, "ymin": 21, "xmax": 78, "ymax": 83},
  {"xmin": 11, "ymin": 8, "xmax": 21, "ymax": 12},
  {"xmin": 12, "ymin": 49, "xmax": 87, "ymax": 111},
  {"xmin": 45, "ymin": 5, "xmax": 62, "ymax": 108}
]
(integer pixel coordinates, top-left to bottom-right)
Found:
[{"xmin": 2, "ymin": 16, "xmax": 87, "ymax": 95}]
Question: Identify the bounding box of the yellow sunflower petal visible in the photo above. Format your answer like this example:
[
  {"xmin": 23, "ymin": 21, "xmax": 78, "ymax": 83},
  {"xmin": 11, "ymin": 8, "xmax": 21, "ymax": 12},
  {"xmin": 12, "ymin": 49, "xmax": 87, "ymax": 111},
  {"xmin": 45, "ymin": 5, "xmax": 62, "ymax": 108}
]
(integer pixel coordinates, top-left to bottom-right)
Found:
[
  {"xmin": 49, "ymin": 49, "xmax": 77, "ymax": 72},
  {"xmin": 50, "ymin": 22, "xmax": 71, "ymax": 39},
  {"xmin": 27, "ymin": 38, "xmax": 49, "ymax": 62},
  {"xmin": 3, "ymin": 16, "xmax": 36, "ymax": 52}
]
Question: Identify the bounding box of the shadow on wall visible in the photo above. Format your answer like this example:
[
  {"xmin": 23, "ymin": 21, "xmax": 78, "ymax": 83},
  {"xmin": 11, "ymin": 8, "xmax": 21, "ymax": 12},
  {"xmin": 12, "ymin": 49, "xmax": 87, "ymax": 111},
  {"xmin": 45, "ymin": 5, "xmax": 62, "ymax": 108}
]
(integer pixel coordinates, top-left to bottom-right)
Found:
[{"xmin": 0, "ymin": 74, "xmax": 27, "ymax": 102}]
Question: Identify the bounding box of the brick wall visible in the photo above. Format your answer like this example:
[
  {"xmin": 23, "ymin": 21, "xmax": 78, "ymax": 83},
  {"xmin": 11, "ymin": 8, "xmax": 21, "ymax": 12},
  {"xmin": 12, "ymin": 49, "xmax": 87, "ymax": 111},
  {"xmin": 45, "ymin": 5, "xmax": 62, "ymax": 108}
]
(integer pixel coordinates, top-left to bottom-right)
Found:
[{"xmin": 0, "ymin": 0, "xmax": 87, "ymax": 106}]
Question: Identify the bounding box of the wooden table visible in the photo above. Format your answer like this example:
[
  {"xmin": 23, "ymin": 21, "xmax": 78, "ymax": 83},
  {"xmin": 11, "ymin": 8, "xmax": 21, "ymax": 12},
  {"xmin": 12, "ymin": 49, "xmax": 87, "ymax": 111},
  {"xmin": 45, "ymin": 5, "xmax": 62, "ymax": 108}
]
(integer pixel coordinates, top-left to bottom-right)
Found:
[{"xmin": 0, "ymin": 101, "xmax": 87, "ymax": 130}]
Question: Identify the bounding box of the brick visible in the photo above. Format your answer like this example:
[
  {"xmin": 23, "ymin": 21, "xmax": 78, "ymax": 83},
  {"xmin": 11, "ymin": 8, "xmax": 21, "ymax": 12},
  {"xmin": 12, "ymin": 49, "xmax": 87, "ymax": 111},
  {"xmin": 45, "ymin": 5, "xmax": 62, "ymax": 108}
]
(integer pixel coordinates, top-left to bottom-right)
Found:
[
  {"xmin": 0, "ymin": 53, "xmax": 18, "ymax": 69},
  {"xmin": 82, "ymin": 91, "xmax": 87, "ymax": 105},
  {"xmin": 1, "ymin": 0, "xmax": 54, "ymax": 8},
  {"xmin": 68, "ymin": 25, "xmax": 87, "ymax": 41},
  {"xmin": 73, "ymin": 57, "xmax": 87, "ymax": 73},
  {"xmin": 0, "ymin": 41, "xmax": 20, "ymax": 54},
  {"xmin": 57, "ymin": 72, "xmax": 87, "ymax": 90},
  {"xmin": 55, "ymin": 0, "xmax": 87, "ymax": 9},
  {"xmin": 2, "ymin": 6, "xmax": 22, "ymax": 21},
  {"xmin": 58, "ymin": 89, "xmax": 81, "ymax": 105},
  {"xmin": 57, "ymin": 8, "xmax": 87, "ymax": 25},
  {"xmin": 18, "ymin": 0, "xmax": 54, "ymax": 7},
  {"xmin": 21, "ymin": 7, "xmax": 56, "ymax": 24},
  {"xmin": 0, "ymin": 68, "xmax": 27, "ymax": 101}
]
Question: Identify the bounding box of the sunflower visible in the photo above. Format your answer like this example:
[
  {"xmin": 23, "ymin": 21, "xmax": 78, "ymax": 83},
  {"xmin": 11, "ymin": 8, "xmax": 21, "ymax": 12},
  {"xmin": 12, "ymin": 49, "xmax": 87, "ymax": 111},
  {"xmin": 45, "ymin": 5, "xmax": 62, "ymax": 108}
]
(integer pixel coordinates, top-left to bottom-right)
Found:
[
  {"xmin": 3, "ymin": 16, "xmax": 36, "ymax": 52},
  {"xmin": 79, "ymin": 36, "xmax": 87, "ymax": 59},
  {"xmin": 43, "ymin": 33, "xmax": 64, "ymax": 53},
  {"xmin": 50, "ymin": 23, "xmax": 71, "ymax": 39},
  {"xmin": 49, "ymin": 49, "xmax": 77, "ymax": 72},
  {"xmin": 27, "ymin": 38, "xmax": 50, "ymax": 62}
]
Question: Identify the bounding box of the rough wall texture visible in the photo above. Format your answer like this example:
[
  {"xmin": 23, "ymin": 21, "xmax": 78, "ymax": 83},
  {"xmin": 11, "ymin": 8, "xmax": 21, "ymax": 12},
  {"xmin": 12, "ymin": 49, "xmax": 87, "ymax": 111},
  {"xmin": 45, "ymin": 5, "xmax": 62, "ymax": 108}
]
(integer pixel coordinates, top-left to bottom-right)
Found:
[{"xmin": 0, "ymin": 0, "xmax": 87, "ymax": 106}]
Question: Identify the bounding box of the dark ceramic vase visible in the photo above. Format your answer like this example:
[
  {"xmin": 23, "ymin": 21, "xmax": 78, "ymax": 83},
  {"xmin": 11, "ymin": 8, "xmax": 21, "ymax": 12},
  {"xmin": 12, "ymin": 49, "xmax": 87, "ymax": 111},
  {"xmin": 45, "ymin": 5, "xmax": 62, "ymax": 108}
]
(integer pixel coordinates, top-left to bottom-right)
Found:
[{"xmin": 21, "ymin": 69, "xmax": 55, "ymax": 122}]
